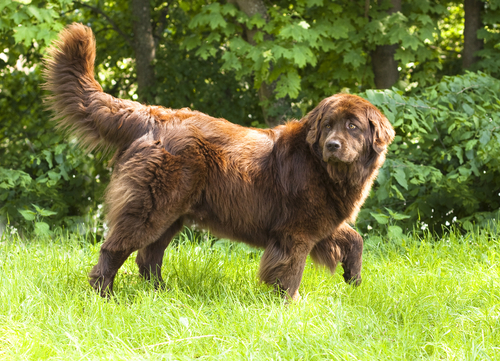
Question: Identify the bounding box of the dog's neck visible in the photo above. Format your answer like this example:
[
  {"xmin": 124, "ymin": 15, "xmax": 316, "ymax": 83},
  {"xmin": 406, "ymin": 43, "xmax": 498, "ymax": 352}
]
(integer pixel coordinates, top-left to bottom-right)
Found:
[{"xmin": 321, "ymin": 151, "xmax": 386, "ymax": 224}]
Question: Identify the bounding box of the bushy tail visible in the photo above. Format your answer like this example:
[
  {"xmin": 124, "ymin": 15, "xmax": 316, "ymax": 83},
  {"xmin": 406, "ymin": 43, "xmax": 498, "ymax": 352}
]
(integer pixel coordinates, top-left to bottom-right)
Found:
[{"xmin": 44, "ymin": 23, "xmax": 156, "ymax": 152}]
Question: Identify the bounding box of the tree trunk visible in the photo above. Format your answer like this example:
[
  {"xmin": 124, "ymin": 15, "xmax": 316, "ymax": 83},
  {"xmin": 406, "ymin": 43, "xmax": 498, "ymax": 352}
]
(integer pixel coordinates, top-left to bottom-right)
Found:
[
  {"xmin": 463, "ymin": 0, "xmax": 483, "ymax": 69},
  {"xmin": 371, "ymin": 0, "xmax": 401, "ymax": 89},
  {"xmin": 131, "ymin": 0, "xmax": 156, "ymax": 102},
  {"xmin": 233, "ymin": 0, "xmax": 286, "ymax": 127}
]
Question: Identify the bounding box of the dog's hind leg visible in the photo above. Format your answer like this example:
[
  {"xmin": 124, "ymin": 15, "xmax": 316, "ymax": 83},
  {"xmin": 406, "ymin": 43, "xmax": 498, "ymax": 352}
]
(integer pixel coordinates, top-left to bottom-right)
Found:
[
  {"xmin": 89, "ymin": 241, "xmax": 135, "ymax": 298},
  {"xmin": 135, "ymin": 218, "xmax": 183, "ymax": 289},
  {"xmin": 259, "ymin": 238, "xmax": 314, "ymax": 301},
  {"xmin": 90, "ymin": 203, "xmax": 186, "ymax": 298},
  {"xmin": 89, "ymin": 139, "xmax": 205, "ymax": 298},
  {"xmin": 89, "ymin": 211, "xmax": 183, "ymax": 297},
  {"xmin": 310, "ymin": 223, "xmax": 363, "ymax": 286}
]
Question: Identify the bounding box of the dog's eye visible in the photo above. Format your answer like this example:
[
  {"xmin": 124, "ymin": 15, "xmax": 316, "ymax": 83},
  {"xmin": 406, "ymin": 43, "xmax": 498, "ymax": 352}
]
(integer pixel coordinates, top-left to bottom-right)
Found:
[
  {"xmin": 325, "ymin": 124, "xmax": 331, "ymax": 129},
  {"xmin": 348, "ymin": 123, "xmax": 357, "ymax": 130}
]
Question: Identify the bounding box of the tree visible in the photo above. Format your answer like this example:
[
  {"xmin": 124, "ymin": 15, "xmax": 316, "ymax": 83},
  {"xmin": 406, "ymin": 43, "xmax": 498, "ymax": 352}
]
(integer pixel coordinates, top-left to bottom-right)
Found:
[
  {"xmin": 231, "ymin": 0, "xmax": 289, "ymax": 127},
  {"xmin": 370, "ymin": 0, "xmax": 402, "ymax": 89},
  {"xmin": 131, "ymin": 0, "xmax": 156, "ymax": 101},
  {"xmin": 75, "ymin": 0, "xmax": 157, "ymax": 102},
  {"xmin": 463, "ymin": 0, "xmax": 483, "ymax": 69}
]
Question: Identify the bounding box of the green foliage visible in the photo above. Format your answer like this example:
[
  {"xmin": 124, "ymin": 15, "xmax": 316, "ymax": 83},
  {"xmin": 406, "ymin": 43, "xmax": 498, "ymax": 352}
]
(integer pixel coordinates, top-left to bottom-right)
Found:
[
  {"xmin": 151, "ymin": 3, "xmax": 262, "ymax": 125},
  {"xmin": 75, "ymin": 0, "xmax": 263, "ymax": 125},
  {"xmin": 359, "ymin": 72, "xmax": 500, "ymax": 234},
  {"xmin": 0, "ymin": 69, "xmax": 109, "ymax": 234},
  {"xmin": 0, "ymin": 0, "xmax": 72, "ymax": 68},
  {"xmin": 0, "ymin": 0, "xmax": 68, "ymax": 45},
  {"xmin": 187, "ymin": 0, "xmax": 468, "ymax": 105},
  {"xmin": 2, "ymin": 0, "xmax": 500, "ymax": 236},
  {"xmin": 476, "ymin": 0, "xmax": 500, "ymax": 77}
]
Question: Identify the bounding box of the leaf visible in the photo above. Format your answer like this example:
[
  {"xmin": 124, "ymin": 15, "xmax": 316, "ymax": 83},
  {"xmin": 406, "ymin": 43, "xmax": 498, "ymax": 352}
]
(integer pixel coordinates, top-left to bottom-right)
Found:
[
  {"xmin": 343, "ymin": 49, "xmax": 364, "ymax": 67},
  {"xmin": 465, "ymin": 139, "xmax": 477, "ymax": 151},
  {"xmin": 12, "ymin": 11, "xmax": 29, "ymax": 25},
  {"xmin": 272, "ymin": 45, "xmax": 293, "ymax": 60},
  {"xmin": 388, "ymin": 225, "xmax": 404, "ymax": 239},
  {"xmin": 26, "ymin": 5, "xmax": 43, "ymax": 22},
  {"xmin": 400, "ymin": 33, "xmax": 421, "ymax": 50},
  {"xmin": 34, "ymin": 222, "xmax": 51, "ymax": 236},
  {"xmin": 462, "ymin": 221, "xmax": 473, "ymax": 232},
  {"xmin": 248, "ymin": 14, "xmax": 266, "ymax": 29},
  {"xmin": 292, "ymin": 48, "xmax": 307, "ymax": 68},
  {"xmin": 54, "ymin": 153, "xmax": 64, "ymax": 164},
  {"xmin": 291, "ymin": 45, "xmax": 316, "ymax": 68},
  {"xmin": 32, "ymin": 204, "xmax": 57, "ymax": 217},
  {"xmin": 462, "ymin": 103, "xmax": 474, "ymax": 116},
  {"xmin": 327, "ymin": 19, "xmax": 350, "ymax": 39},
  {"xmin": 18, "ymin": 209, "xmax": 36, "ymax": 221},
  {"xmin": 221, "ymin": 52, "xmax": 242, "ymax": 71},
  {"xmin": 393, "ymin": 167, "xmax": 408, "ymax": 190},
  {"xmin": 206, "ymin": 32, "xmax": 221, "ymax": 43},
  {"xmin": 13, "ymin": 25, "xmax": 37, "ymax": 46},
  {"xmin": 306, "ymin": 0, "xmax": 323, "ymax": 7},
  {"xmin": 370, "ymin": 212, "xmax": 389, "ymax": 225},
  {"xmin": 391, "ymin": 185, "xmax": 406, "ymax": 200},
  {"xmin": 376, "ymin": 185, "xmax": 389, "ymax": 202},
  {"xmin": 453, "ymin": 145, "xmax": 464, "ymax": 164},
  {"xmin": 43, "ymin": 150, "xmax": 53, "ymax": 168},
  {"xmin": 221, "ymin": 3, "xmax": 238, "ymax": 16},
  {"xmin": 275, "ymin": 71, "xmax": 301, "ymax": 99},
  {"xmin": 252, "ymin": 31, "xmax": 264, "ymax": 43},
  {"xmin": 209, "ymin": 13, "xmax": 227, "ymax": 30},
  {"xmin": 279, "ymin": 23, "xmax": 307, "ymax": 42},
  {"xmin": 479, "ymin": 131, "xmax": 491, "ymax": 145},
  {"xmin": 418, "ymin": 27, "xmax": 435, "ymax": 43},
  {"xmin": 182, "ymin": 34, "xmax": 201, "ymax": 50},
  {"xmin": 47, "ymin": 170, "xmax": 60, "ymax": 181},
  {"xmin": 385, "ymin": 208, "xmax": 411, "ymax": 220}
]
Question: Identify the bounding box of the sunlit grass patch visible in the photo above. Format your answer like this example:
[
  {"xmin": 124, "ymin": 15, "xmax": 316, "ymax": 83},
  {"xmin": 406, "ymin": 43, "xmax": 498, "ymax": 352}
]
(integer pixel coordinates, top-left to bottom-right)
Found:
[{"xmin": 0, "ymin": 226, "xmax": 499, "ymax": 359}]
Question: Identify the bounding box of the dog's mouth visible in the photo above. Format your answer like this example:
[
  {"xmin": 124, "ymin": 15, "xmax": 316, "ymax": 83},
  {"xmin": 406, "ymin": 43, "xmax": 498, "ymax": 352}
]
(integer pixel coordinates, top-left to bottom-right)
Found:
[{"xmin": 323, "ymin": 151, "xmax": 356, "ymax": 164}]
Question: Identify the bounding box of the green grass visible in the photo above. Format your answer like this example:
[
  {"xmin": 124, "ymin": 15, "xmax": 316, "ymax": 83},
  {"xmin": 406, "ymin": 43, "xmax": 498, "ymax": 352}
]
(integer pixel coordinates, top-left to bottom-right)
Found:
[{"xmin": 0, "ymin": 227, "xmax": 499, "ymax": 360}]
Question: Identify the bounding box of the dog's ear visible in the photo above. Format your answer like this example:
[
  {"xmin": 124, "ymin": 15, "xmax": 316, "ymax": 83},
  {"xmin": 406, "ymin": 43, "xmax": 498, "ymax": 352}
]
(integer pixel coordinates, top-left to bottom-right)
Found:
[
  {"xmin": 367, "ymin": 107, "xmax": 395, "ymax": 154},
  {"xmin": 305, "ymin": 102, "xmax": 326, "ymax": 146}
]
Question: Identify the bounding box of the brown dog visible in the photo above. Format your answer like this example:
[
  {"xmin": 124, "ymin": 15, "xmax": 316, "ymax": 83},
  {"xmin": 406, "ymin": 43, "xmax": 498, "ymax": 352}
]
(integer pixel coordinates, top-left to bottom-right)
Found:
[{"xmin": 44, "ymin": 24, "xmax": 394, "ymax": 301}]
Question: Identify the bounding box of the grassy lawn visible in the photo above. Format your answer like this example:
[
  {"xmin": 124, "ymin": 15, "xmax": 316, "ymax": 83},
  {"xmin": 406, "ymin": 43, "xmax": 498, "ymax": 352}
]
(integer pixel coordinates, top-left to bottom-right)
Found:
[{"xmin": 0, "ymin": 227, "xmax": 499, "ymax": 360}]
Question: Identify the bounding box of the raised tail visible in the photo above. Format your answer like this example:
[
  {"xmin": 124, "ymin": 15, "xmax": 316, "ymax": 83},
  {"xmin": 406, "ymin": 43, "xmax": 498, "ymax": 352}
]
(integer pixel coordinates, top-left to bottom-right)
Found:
[{"xmin": 44, "ymin": 23, "xmax": 156, "ymax": 152}]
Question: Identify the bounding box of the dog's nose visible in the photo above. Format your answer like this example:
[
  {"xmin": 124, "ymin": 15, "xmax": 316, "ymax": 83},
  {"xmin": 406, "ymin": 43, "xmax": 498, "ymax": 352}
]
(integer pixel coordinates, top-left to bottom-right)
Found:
[{"xmin": 326, "ymin": 140, "xmax": 341, "ymax": 152}]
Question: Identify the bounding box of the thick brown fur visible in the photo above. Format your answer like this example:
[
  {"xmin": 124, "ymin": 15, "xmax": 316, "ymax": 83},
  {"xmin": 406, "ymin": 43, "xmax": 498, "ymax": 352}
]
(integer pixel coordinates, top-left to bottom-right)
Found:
[{"xmin": 44, "ymin": 23, "xmax": 395, "ymax": 301}]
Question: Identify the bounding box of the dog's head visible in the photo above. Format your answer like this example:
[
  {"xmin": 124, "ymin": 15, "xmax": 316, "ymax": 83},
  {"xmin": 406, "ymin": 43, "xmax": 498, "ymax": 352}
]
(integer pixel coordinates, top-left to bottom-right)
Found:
[{"xmin": 306, "ymin": 94, "xmax": 395, "ymax": 164}]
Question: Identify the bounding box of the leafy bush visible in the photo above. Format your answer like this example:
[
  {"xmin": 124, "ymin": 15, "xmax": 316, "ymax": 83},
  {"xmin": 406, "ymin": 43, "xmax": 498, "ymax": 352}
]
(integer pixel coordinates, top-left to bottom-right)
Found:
[
  {"xmin": 0, "ymin": 69, "xmax": 109, "ymax": 236},
  {"xmin": 358, "ymin": 72, "xmax": 500, "ymax": 236}
]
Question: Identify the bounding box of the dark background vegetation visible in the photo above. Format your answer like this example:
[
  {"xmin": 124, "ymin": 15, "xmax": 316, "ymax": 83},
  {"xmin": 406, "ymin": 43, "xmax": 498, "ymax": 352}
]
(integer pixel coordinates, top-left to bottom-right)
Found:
[{"xmin": 1, "ymin": 0, "xmax": 499, "ymax": 238}]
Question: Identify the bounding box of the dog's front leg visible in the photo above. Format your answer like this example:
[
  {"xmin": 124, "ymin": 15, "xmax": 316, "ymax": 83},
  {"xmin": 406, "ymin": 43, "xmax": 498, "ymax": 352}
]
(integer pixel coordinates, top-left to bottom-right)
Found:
[
  {"xmin": 309, "ymin": 223, "xmax": 363, "ymax": 286},
  {"xmin": 340, "ymin": 227, "xmax": 363, "ymax": 286},
  {"xmin": 258, "ymin": 238, "xmax": 313, "ymax": 301}
]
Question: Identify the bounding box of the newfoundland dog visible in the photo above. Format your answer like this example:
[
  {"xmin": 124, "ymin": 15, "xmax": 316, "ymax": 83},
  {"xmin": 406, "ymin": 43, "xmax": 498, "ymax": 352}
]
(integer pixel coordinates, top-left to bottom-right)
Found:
[{"xmin": 44, "ymin": 23, "xmax": 394, "ymax": 300}]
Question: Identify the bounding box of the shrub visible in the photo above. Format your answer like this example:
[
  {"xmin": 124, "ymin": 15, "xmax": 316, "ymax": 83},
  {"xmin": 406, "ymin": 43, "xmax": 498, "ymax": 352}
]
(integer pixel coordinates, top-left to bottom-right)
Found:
[
  {"xmin": 359, "ymin": 72, "xmax": 500, "ymax": 236},
  {"xmin": 0, "ymin": 69, "xmax": 109, "ymax": 236}
]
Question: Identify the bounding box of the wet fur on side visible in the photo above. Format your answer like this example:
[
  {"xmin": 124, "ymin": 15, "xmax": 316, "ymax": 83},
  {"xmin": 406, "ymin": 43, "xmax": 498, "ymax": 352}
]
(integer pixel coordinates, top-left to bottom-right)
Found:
[{"xmin": 44, "ymin": 23, "xmax": 395, "ymax": 300}]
